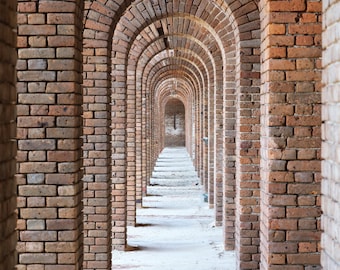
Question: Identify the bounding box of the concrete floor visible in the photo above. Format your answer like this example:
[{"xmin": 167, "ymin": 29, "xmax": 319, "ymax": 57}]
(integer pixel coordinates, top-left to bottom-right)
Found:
[{"xmin": 112, "ymin": 147, "xmax": 236, "ymax": 270}]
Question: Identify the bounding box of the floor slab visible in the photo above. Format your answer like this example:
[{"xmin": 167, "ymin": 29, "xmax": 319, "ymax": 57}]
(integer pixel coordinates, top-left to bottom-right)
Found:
[{"xmin": 112, "ymin": 147, "xmax": 236, "ymax": 269}]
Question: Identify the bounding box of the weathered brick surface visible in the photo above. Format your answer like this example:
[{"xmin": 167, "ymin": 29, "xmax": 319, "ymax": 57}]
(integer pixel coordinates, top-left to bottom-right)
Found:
[
  {"xmin": 260, "ymin": 0, "xmax": 322, "ymax": 269},
  {"xmin": 4, "ymin": 0, "xmax": 330, "ymax": 270},
  {"xmin": 17, "ymin": 1, "xmax": 84, "ymax": 269},
  {"xmin": 0, "ymin": 1, "xmax": 17, "ymax": 269},
  {"xmin": 322, "ymin": 0, "xmax": 340, "ymax": 269}
]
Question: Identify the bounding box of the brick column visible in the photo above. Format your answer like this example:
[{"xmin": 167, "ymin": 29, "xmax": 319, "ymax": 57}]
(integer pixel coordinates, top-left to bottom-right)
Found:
[
  {"xmin": 111, "ymin": 53, "xmax": 127, "ymax": 250},
  {"xmin": 208, "ymin": 85, "xmax": 215, "ymax": 207},
  {"xmin": 0, "ymin": 1, "xmax": 17, "ymax": 269},
  {"xmin": 224, "ymin": 81, "xmax": 236, "ymax": 250},
  {"xmin": 82, "ymin": 36, "xmax": 112, "ymax": 270},
  {"xmin": 260, "ymin": 0, "xmax": 322, "ymax": 268},
  {"xmin": 321, "ymin": 1, "xmax": 340, "ymax": 269},
  {"xmin": 17, "ymin": 1, "xmax": 84, "ymax": 269},
  {"xmin": 214, "ymin": 86, "xmax": 224, "ymax": 226}
]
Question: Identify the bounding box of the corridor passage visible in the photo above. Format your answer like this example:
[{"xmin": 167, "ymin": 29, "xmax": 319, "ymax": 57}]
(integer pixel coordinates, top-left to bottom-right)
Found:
[{"xmin": 112, "ymin": 147, "xmax": 236, "ymax": 269}]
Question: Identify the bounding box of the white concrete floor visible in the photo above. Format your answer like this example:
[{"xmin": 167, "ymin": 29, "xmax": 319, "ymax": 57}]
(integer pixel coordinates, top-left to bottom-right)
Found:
[{"xmin": 112, "ymin": 147, "xmax": 236, "ymax": 270}]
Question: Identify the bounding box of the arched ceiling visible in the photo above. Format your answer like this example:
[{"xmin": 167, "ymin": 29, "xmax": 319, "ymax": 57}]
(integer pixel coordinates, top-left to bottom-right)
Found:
[
  {"xmin": 110, "ymin": 0, "xmax": 241, "ymax": 107},
  {"xmin": 84, "ymin": 0, "xmax": 260, "ymax": 108}
]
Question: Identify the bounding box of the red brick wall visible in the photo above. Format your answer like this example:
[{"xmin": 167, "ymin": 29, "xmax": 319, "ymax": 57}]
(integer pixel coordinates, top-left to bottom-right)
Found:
[
  {"xmin": 0, "ymin": 1, "xmax": 17, "ymax": 269},
  {"xmin": 10, "ymin": 1, "xmax": 327, "ymax": 269},
  {"xmin": 260, "ymin": 0, "xmax": 322, "ymax": 268},
  {"xmin": 322, "ymin": 1, "xmax": 340, "ymax": 269},
  {"xmin": 16, "ymin": 1, "xmax": 84, "ymax": 268}
]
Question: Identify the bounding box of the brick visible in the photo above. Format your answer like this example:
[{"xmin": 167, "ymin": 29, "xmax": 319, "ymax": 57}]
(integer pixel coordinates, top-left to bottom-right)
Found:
[
  {"xmin": 18, "ymin": 48, "xmax": 55, "ymax": 59},
  {"xmin": 46, "ymin": 220, "xmax": 76, "ymax": 230},
  {"xmin": 270, "ymin": 219, "xmax": 297, "ymax": 230},
  {"xmin": 46, "ymin": 128, "xmax": 80, "ymax": 138},
  {"xmin": 27, "ymin": 220, "xmax": 45, "ymax": 230},
  {"xmin": 287, "ymin": 254, "xmax": 320, "ymax": 264},
  {"xmin": 27, "ymin": 174, "xmax": 44, "ymax": 184},
  {"xmin": 19, "ymin": 162, "xmax": 57, "ymax": 173},
  {"xmin": 269, "ymin": 242, "xmax": 298, "ymax": 253},
  {"xmin": 39, "ymin": 1, "xmax": 76, "ymax": 13},
  {"xmin": 18, "ymin": 116, "xmax": 55, "ymax": 127},
  {"xmin": 47, "ymin": 151, "xmax": 79, "ymax": 162},
  {"xmin": 28, "ymin": 14, "xmax": 45, "ymax": 24},
  {"xmin": 18, "ymin": 2, "xmax": 37, "ymax": 12},
  {"xmin": 19, "ymin": 254, "xmax": 56, "ymax": 265},
  {"xmin": 17, "ymin": 71, "xmax": 57, "ymax": 82},
  {"xmin": 287, "ymin": 47, "xmax": 321, "ymax": 58},
  {"xmin": 18, "ymin": 93, "xmax": 55, "ymax": 104},
  {"xmin": 18, "ymin": 25, "xmax": 56, "ymax": 35},
  {"xmin": 287, "ymin": 184, "xmax": 320, "ymax": 195},
  {"xmin": 45, "ymin": 242, "xmax": 77, "ymax": 253},
  {"xmin": 48, "ymin": 36, "xmax": 76, "ymax": 47},
  {"xmin": 287, "ymin": 207, "xmax": 321, "ymax": 218},
  {"xmin": 29, "ymin": 36, "xmax": 47, "ymax": 47},
  {"xmin": 47, "ymin": 197, "xmax": 76, "ymax": 207},
  {"xmin": 287, "ymin": 161, "xmax": 320, "ymax": 172},
  {"xmin": 269, "ymin": 195, "xmax": 297, "ymax": 206},
  {"xmin": 18, "ymin": 139, "xmax": 56, "ymax": 150},
  {"xmin": 287, "ymin": 231, "xmax": 321, "ymax": 241},
  {"xmin": 26, "ymin": 242, "xmax": 44, "ymax": 252},
  {"xmin": 20, "ymin": 231, "xmax": 57, "ymax": 242}
]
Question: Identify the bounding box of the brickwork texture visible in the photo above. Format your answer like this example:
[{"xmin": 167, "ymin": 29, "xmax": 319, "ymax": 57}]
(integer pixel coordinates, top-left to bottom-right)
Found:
[
  {"xmin": 322, "ymin": 0, "xmax": 340, "ymax": 269},
  {"xmin": 0, "ymin": 0, "xmax": 337, "ymax": 269},
  {"xmin": 0, "ymin": 1, "xmax": 17, "ymax": 269}
]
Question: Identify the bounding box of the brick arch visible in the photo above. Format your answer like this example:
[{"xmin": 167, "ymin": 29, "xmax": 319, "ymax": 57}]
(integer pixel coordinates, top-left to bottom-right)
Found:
[
  {"xmin": 130, "ymin": 56, "xmax": 205, "ymax": 219},
  {"xmin": 144, "ymin": 55, "xmax": 211, "ymax": 185},
  {"xmin": 156, "ymin": 78, "xmax": 196, "ymax": 151},
  {"xmin": 130, "ymin": 29, "xmax": 216, "ymax": 165},
  {"xmin": 83, "ymin": 0, "xmax": 261, "ymax": 269},
  {"xmin": 120, "ymin": 15, "xmax": 229, "ymax": 224},
  {"xmin": 8, "ymin": 0, "xmax": 327, "ymax": 269},
  {"xmin": 147, "ymin": 63, "xmax": 205, "ymax": 179},
  {"xmin": 120, "ymin": 16, "xmax": 226, "ymax": 228}
]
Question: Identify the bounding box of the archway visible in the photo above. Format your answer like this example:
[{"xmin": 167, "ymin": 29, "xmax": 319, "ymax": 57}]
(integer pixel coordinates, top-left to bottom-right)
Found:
[{"xmin": 164, "ymin": 98, "xmax": 186, "ymax": 147}]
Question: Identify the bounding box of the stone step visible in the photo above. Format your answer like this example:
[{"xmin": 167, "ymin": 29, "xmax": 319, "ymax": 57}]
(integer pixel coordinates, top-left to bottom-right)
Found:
[
  {"xmin": 151, "ymin": 171, "xmax": 198, "ymax": 178},
  {"xmin": 150, "ymin": 178, "xmax": 199, "ymax": 187},
  {"xmin": 150, "ymin": 147, "xmax": 199, "ymax": 187},
  {"xmin": 153, "ymin": 166, "xmax": 195, "ymax": 172}
]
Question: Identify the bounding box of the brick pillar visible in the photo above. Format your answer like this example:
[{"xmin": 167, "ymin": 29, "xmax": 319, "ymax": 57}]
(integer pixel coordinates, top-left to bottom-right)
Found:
[
  {"xmin": 195, "ymin": 99, "xmax": 201, "ymax": 172},
  {"xmin": 82, "ymin": 33, "xmax": 112, "ymax": 270},
  {"xmin": 136, "ymin": 80, "xmax": 143, "ymax": 206},
  {"xmin": 17, "ymin": 1, "xmax": 84, "ymax": 269},
  {"xmin": 202, "ymin": 92, "xmax": 209, "ymax": 192},
  {"xmin": 208, "ymin": 85, "xmax": 214, "ymax": 207},
  {"xmin": 111, "ymin": 49, "xmax": 127, "ymax": 250},
  {"xmin": 0, "ymin": 1, "xmax": 17, "ymax": 269},
  {"xmin": 260, "ymin": 0, "xmax": 322, "ymax": 268},
  {"xmin": 214, "ymin": 86, "xmax": 224, "ymax": 226},
  {"xmin": 321, "ymin": 1, "xmax": 340, "ymax": 269},
  {"xmin": 224, "ymin": 72, "xmax": 236, "ymax": 250},
  {"xmin": 235, "ymin": 52, "xmax": 261, "ymax": 269},
  {"xmin": 126, "ymin": 64, "xmax": 136, "ymax": 226}
]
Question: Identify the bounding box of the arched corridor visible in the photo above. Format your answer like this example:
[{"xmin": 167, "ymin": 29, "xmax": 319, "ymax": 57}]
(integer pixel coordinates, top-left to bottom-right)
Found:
[{"xmin": 1, "ymin": 0, "xmax": 340, "ymax": 269}]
